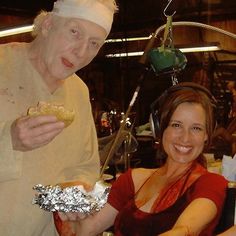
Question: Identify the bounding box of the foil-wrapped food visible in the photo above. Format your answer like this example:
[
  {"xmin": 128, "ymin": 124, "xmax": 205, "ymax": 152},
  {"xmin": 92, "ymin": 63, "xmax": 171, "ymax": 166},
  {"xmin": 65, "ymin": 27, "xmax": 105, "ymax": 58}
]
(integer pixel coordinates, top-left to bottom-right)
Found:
[{"xmin": 32, "ymin": 181, "xmax": 110, "ymax": 214}]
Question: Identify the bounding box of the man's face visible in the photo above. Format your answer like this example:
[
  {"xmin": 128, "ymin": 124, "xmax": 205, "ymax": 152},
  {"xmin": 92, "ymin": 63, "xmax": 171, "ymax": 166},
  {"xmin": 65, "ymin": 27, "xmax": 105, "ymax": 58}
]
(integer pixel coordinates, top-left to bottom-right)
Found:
[{"xmin": 41, "ymin": 16, "xmax": 107, "ymax": 80}]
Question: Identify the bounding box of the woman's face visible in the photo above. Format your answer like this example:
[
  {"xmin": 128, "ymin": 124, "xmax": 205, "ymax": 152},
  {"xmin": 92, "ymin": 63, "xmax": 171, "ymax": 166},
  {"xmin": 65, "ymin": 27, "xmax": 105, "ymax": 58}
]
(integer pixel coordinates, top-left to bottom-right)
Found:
[
  {"xmin": 162, "ymin": 102, "xmax": 208, "ymax": 164},
  {"xmin": 39, "ymin": 17, "xmax": 107, "ymax": 80}
]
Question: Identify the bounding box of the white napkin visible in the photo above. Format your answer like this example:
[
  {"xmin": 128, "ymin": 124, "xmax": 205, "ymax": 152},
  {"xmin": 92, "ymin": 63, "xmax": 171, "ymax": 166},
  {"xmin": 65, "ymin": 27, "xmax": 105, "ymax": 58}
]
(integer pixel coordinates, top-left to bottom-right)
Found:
[{"xmin": 222, "ymin": 154, "xmax": 236, "ymax": 181}]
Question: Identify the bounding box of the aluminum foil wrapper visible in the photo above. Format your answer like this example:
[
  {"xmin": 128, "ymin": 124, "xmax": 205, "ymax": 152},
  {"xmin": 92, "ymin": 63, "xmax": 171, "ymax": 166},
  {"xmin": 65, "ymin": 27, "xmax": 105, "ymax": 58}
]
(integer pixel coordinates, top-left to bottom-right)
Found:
[{"xmin": 32, "ymin": 181, "xmax": 110, "ymax": 214}]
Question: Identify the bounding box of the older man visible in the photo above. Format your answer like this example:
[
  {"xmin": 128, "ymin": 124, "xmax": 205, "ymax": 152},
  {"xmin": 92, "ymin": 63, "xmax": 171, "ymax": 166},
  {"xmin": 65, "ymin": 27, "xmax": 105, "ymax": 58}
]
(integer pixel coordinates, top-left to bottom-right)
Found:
[{"xmin": 0, "ymin": 0, "xmax": 117, "ymax": 235}]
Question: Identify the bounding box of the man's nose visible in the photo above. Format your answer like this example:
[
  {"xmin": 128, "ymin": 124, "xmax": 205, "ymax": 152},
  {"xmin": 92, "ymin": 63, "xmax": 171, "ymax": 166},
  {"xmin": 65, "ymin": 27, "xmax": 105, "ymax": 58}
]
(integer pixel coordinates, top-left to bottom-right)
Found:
[{"xmin": 73, "ymin": 40, "xmax": 88, "ymax": 58}]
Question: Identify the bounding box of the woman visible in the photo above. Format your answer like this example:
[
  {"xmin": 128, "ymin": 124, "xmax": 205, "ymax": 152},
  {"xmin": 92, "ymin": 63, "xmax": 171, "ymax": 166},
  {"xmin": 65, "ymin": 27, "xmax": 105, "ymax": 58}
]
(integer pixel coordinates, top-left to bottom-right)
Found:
[{"xmin": 60, "ymin": 82, "xmax": 228, "ymax": 236}]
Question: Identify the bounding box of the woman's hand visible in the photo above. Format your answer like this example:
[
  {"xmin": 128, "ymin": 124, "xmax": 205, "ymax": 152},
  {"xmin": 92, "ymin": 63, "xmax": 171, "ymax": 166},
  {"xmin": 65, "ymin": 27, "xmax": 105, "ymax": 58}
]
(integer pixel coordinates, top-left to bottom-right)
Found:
[
  {"xmin": 58, "ymin": 212, "xmax": 87, "ymax": 221},
  {"xmin": 11, "ymin": 115, "xmax": 65, "ymax": 151}
]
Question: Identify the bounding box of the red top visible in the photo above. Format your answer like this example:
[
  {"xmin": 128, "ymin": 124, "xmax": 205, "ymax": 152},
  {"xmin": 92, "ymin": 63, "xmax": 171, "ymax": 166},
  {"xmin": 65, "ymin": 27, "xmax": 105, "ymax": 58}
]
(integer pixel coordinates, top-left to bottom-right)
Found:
[{"xmin": 108, "ymin": 168, "xmax": 228, "ymax": 236}]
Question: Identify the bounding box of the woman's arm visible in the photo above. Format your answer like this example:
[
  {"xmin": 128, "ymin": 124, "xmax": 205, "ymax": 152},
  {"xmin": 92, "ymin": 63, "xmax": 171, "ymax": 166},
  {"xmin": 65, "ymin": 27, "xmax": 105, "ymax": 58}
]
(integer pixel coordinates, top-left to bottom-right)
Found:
[
  {"xmin": 73, "ymin": 203, "xmax": 118, "ymax": 236},
  {"xmin": 59, "ymin": 203, "xmax": 118, "ymax": 236},
  {"xmin": 59, "ymin": 169, "xmax": 134, "ymax": 235},
  {"xmin": 159, "ymin": 198, "xmax": 217, "ymax": 236}
]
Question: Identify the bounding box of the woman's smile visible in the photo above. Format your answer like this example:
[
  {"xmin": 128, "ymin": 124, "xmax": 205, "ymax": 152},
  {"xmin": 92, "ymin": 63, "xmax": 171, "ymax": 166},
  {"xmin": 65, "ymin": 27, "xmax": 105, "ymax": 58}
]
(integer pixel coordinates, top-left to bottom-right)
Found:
[{"xmin": 173, "ymin": 144, "xmax": 192, "ymax": 154}]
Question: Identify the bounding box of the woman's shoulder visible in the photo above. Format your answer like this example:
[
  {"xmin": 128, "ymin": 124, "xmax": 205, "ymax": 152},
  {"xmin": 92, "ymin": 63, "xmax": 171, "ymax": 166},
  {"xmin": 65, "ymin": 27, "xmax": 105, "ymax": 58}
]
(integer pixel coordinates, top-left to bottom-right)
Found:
[
  {"xmin": 200, "ymin": 172, "xmax": 228, "ymax": 183},
  {"xmin": 194, "ymin": 172, "xmax": 229, "ymax": 192},
  {"xmin": 131, "ymin": 167, "xmax": 157, "ymax": 178},
  {"xmin": 131, "ymin": 168, "xmax": 158, "ymax": 189}
]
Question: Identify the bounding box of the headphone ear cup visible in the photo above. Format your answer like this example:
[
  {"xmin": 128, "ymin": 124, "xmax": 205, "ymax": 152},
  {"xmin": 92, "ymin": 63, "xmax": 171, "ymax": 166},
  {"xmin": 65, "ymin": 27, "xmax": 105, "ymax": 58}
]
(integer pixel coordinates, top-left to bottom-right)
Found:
[
  {"xmin": 150, "ymin": 100, "xmax": 161, "ymax": 139},
  {"xmin": 150, "ymin": 90, "xmax": 168, "ymax": 139}
]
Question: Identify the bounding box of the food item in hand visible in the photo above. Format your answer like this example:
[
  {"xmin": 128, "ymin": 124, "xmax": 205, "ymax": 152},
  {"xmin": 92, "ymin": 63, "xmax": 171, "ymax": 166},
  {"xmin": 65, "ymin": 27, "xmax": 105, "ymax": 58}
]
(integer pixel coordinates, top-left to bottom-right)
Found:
[
  {"xmin": 28, "ymin": 101, "xmax": 75, "ymax": 127},
  {"xmin": 32, "ymin": 180, "xmax": 110, "ymax": 213}
]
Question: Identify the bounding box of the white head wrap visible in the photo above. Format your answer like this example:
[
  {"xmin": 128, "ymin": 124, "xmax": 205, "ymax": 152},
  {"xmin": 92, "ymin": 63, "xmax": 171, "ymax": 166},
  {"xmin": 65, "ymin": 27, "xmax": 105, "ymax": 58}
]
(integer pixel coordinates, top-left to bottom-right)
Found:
[{"xmin": 52, "ymin": 0, "xmax": 114, "ymax": 35}]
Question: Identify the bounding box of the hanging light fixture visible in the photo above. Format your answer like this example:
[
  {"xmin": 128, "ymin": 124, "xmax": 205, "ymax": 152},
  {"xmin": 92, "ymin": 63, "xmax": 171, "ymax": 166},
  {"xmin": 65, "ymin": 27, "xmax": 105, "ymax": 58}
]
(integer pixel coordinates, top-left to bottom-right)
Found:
[{"xmin": 105, "ymin": 42, "xmax": 221, "ymax": 58}]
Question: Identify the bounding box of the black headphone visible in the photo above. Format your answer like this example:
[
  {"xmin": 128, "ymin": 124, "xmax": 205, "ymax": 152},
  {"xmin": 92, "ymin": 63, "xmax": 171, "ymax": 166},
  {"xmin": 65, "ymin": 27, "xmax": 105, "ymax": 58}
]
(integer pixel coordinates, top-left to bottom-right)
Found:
[{"xmin": 149, "ymin": 82, "xmax": 217, "ymax": 139}]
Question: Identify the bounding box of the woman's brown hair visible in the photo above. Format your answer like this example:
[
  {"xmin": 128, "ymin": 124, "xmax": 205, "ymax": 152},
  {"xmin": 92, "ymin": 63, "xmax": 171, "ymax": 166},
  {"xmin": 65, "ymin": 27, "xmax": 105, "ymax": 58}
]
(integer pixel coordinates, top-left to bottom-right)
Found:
[{"xmin": 158, "ymin": 83, "xmax": 216, "ymax": 166}]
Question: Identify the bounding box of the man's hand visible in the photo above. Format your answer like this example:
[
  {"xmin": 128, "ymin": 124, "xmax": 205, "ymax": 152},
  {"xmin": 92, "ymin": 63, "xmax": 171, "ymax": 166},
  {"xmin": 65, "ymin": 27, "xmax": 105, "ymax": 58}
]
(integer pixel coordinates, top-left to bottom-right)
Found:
[{"xmin": 11, "ymin": 115, "xmax": 65, "ymax": 151}]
